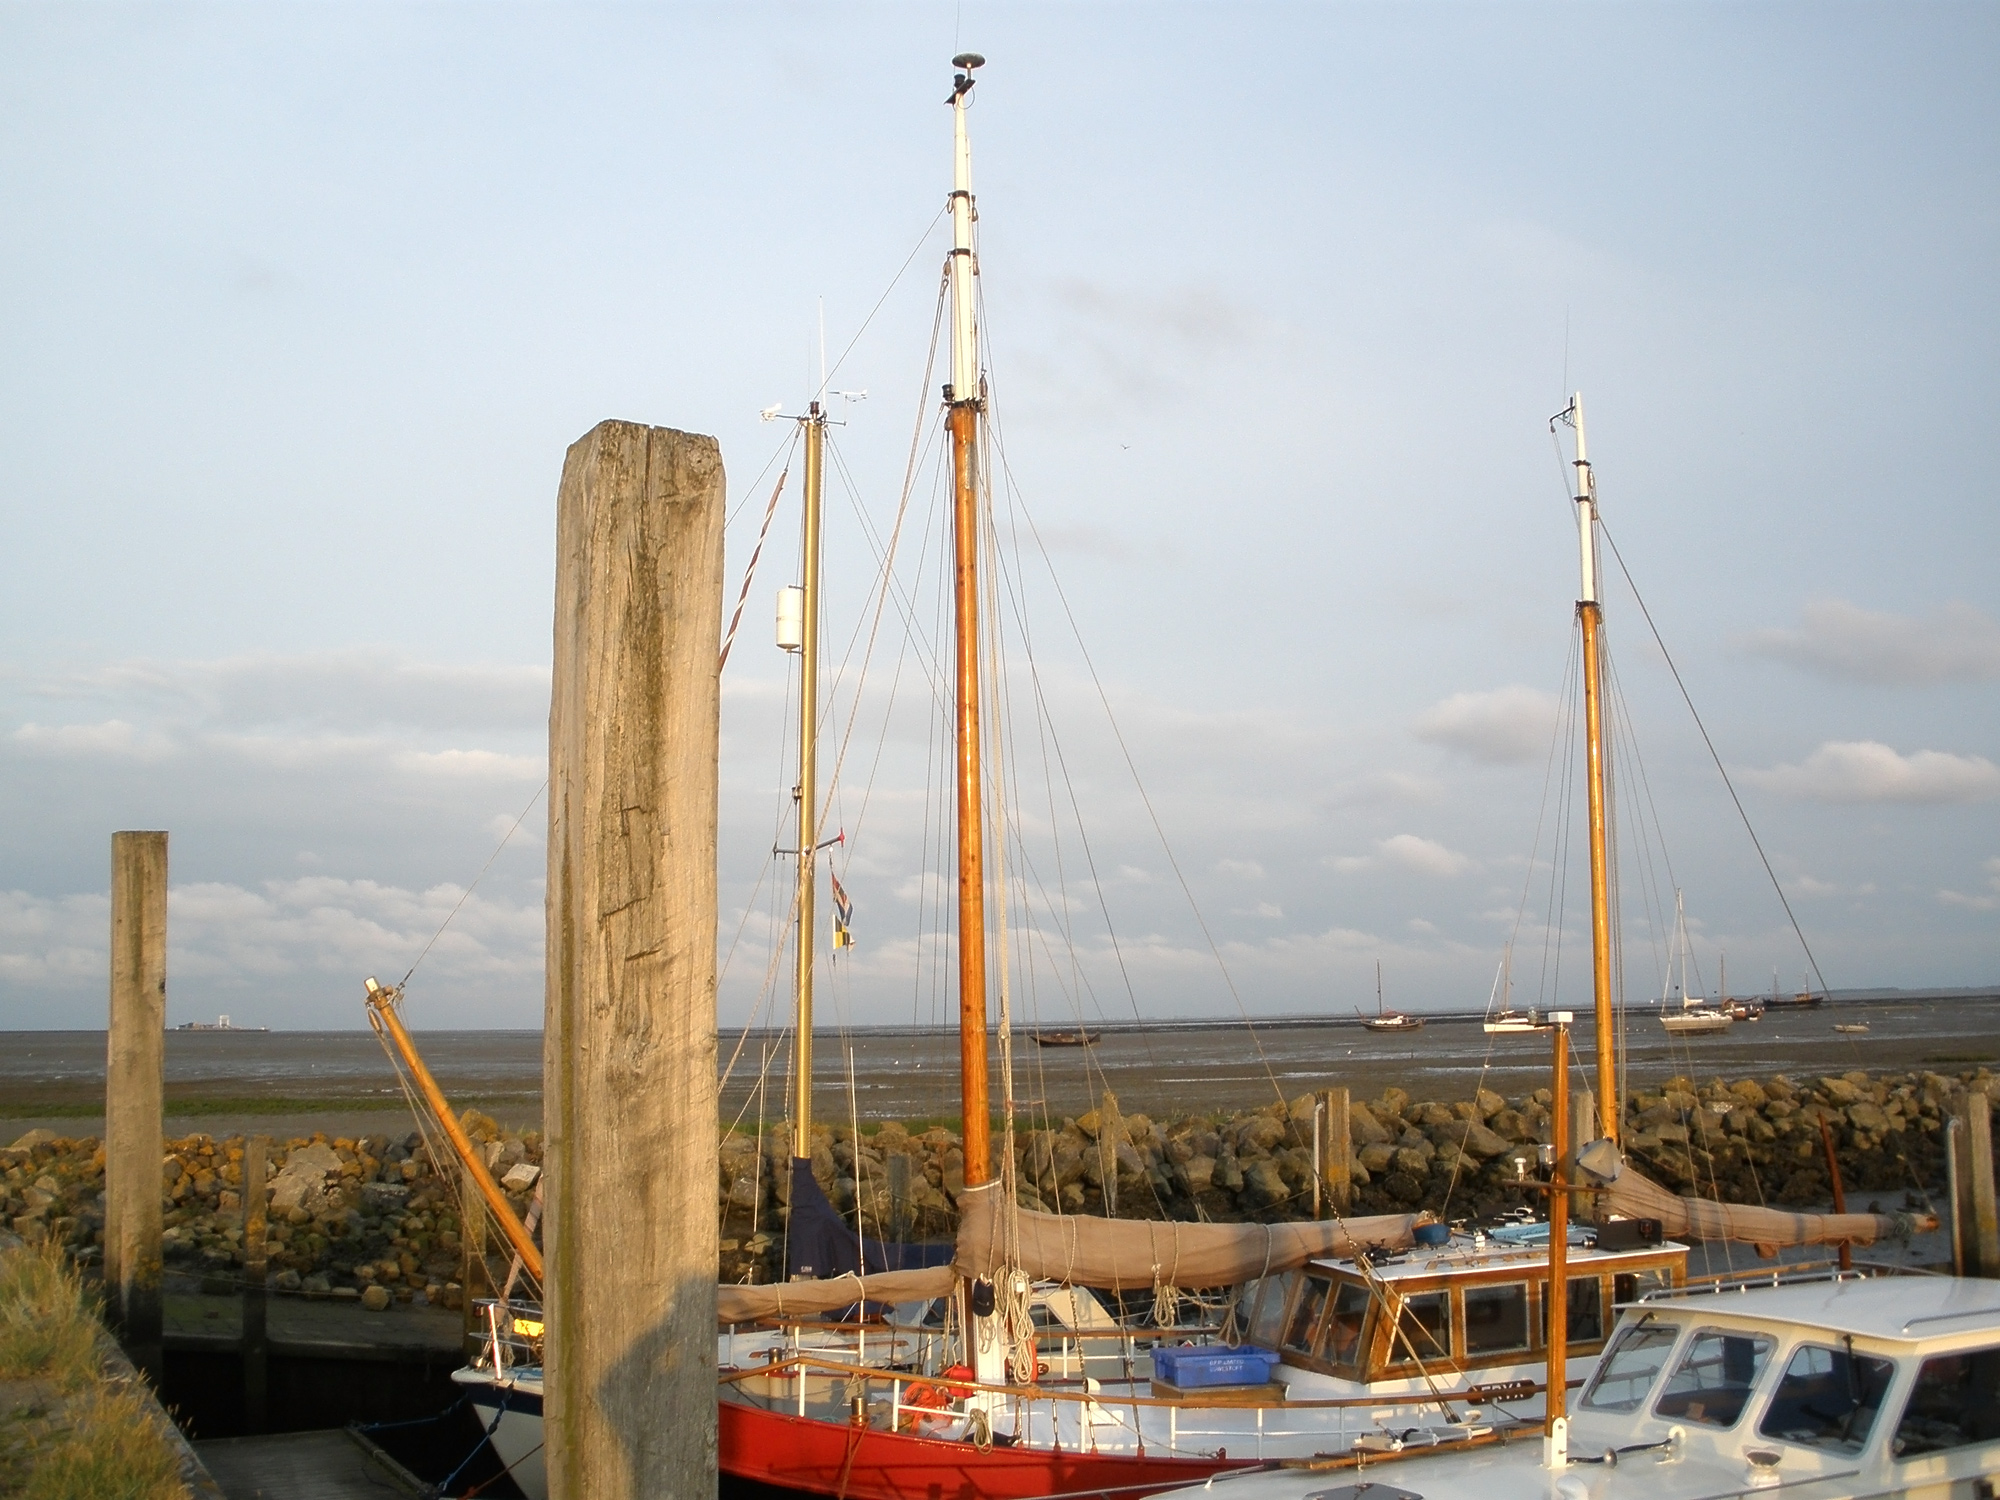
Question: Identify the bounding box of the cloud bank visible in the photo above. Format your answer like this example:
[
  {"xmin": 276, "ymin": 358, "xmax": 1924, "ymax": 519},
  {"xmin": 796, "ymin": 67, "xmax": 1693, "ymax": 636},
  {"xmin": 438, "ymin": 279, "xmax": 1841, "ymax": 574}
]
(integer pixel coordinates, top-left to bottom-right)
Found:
[
  {"xmin": 1743, "ymin": 741, "xmax": 2000, "ymax": 804},
  {"xmin": 1744, "ymin": 599, "xmax": 2000, "ymax": 685},
  {"xmin": 1413, "ymin": 686, "xmax": 1559, "ymax": 765}
]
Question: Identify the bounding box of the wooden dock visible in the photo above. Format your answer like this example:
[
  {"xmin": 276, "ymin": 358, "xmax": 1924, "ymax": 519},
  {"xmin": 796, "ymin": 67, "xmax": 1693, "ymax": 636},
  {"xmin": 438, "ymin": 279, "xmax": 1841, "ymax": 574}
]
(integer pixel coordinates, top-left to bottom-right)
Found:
[{"xmin": 193, "ymin": 1428, "xmax": 425, "ymax": 1498}]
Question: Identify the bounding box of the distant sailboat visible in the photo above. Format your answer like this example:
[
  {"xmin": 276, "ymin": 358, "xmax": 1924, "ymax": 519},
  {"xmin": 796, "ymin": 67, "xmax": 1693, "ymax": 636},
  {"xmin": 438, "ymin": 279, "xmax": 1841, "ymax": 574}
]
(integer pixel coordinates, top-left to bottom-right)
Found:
[
  {"xmin": 1658, "ymin": 891, "xmax": 1733, "ymax": 1036},
  {"xmin": 1483, "ymin": 943, "xmax": 1541, "ymax": 1033},
  {"xmin": 1360, "ymin": 960, "xmax": 1425, "ymax": 1032}
]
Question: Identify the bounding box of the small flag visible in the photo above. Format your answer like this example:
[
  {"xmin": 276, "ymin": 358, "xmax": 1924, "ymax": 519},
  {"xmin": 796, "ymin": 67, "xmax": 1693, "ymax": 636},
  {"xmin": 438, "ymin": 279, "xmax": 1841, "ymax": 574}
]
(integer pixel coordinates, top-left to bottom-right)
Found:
[{"xmin": 830, "ymin": 871, "xmax": 853, "ymax": 950}]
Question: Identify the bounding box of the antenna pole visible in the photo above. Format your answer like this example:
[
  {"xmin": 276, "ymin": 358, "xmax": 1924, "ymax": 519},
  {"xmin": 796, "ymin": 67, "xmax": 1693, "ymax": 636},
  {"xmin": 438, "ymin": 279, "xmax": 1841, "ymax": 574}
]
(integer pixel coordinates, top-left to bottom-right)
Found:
[
  {"xmin": 946, "ymin": 55, "xmax": 990, "ymax": 1190},
  {"xmin": 791, "ymin": 404, "xmax": 826, "ymax": 1160},
  {"xmin": 1570, "ymin": 394, "xmax": 1619, "ymax": 1144}
]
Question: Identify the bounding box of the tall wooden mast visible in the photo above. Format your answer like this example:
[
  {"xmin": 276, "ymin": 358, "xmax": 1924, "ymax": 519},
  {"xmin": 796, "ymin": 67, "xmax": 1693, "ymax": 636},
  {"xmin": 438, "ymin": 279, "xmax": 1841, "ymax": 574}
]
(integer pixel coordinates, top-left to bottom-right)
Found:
[
  {"xmin": 789, "ymin": 403, "xmax": 826, "ymax": 1159},
  {"xmin": 1566, "ymin": 394, "xmax": 1619, "ymax": 1144},
  {"xmin": 946, "ymin": 52, "xmax": 991, "ymax": 1190}
]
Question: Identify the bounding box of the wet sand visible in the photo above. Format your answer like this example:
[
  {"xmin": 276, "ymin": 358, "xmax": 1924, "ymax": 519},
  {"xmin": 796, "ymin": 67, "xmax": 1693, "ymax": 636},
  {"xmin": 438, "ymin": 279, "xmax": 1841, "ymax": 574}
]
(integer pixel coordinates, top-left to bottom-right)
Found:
[{"xmin": 5, "ymin": 993, "xmax": 1994, "ymax": 1143}]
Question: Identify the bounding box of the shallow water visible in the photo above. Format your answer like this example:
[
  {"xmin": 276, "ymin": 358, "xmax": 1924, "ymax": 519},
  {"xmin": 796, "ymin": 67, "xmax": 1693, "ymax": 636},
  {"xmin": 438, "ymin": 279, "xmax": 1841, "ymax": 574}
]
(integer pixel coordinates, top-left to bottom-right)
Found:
[{"xmin": 4, "ymin": 993, "xmax": 1993, "ymax": 1140}]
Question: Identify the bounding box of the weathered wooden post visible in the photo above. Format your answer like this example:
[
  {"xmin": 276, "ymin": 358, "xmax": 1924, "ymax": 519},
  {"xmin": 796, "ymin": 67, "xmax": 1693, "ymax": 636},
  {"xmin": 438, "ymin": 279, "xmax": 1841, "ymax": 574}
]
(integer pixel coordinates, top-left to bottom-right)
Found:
[
  {"xmin": 1317, "ymin": 1088, "xmax": 1351, "ymax": 1215},
  {"xmin": 242, "ymin": 1135, "xmax": 269, "ymax": 1431},
  {"xmin": 1572, "ymin": 1088, "xmax": 1597, "ymax": 1221},
  {"xmin": 106, "ymin": 829, "xmax": 167, "ymax": 1381},
  {"xmin": 887, "ymin": 1153, "xmax": 912, "ymax": 1244},
  {"xmin": 1964, "ymin": 1089, "xmax": 1998, "ymax": 1278},
  {"xmin": 544, "ymin": 421, "xmax": 723, "ymax": 1498},
  {"xmin": 461, "ymin": 1162, "xmax": 490, "ymax": 1341}
]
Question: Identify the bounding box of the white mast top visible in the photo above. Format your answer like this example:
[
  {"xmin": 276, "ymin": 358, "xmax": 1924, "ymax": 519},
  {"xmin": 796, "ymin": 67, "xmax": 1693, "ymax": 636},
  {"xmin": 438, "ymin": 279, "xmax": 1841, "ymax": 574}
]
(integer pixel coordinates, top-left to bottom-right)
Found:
[
  {"xmin": 1570, "ymin": 391, "xmax": 1599, "ymax": 606},
  {"xmin": 948, "ymin": 54, "xmax": 983, "ymax": 404}
]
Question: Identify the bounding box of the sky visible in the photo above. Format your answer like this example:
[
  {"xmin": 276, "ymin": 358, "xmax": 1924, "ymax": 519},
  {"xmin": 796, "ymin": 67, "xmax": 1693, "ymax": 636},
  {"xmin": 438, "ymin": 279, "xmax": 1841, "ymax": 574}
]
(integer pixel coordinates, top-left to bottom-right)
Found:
[{"xmin": 0, "ymin": 3, "xmax": 1994, "ymax": 1033}]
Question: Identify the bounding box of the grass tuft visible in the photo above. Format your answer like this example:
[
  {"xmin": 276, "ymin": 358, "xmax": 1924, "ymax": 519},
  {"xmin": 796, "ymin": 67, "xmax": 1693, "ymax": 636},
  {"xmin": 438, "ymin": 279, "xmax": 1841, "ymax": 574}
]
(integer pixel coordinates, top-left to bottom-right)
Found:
[
  {"xmin": 0, "ymin": 1242, "xmax": 101, "ymax": 1389},
  {"xmin": 19, "ymin": 1384, "xmax": 190, "ymax": 1500}
]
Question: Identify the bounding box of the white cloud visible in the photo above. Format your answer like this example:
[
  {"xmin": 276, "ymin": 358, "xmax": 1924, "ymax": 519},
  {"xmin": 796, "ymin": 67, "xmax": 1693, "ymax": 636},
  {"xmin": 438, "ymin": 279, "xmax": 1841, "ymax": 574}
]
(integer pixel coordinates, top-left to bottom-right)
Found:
[
  {"xmin": 1742, "ymin": 741, "xmax": 2000, "ymax": 804},
  {"xmin": 1413, "ymin": 686, "xmax": 1559, "ymax": 764},
  {"xmin": 1938, "ymin": 858, "xmax": 2000, "ymax": 912},
  {"xmin": 12, "ymin": 719, "xmax": 175, "ymax": 760},
  {"xmin": 1329, "ymin": 833, "xmax": 1475, "ymax": 878},
  {"xmin": 0, "ymin": 877, "xmax": 543, "ymax": 1022},
  {"xmin": 1744, "ymin": 599, "xmax": 2000, "ymax": 685}
]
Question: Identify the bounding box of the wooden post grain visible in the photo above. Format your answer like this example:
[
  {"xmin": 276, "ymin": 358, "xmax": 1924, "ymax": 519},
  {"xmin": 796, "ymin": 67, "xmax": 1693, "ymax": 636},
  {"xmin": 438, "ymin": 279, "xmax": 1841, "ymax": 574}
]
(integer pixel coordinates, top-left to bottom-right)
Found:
[
  {"xmin": 1319, "ymin": 1088, "xmax": 1351, "ymax": 1214},
  {"xmin": 1572, "ymin": 1088, "xmax": 1597, "ymax": 1221},
  {"xmin": 242, "ymin": 1135, "xmax": 269, "ymax": 1431},
  {"xmin": 1966, "ymin": 1089, "xmax": 1998, "ymax": 1279},
  {"xmin": 545, "ymin": 421, "xmax": 723, "ymax": 1498},
  {"xmin": 106, "ymin": 829, "xmax": 167, "ymax": 1380}
]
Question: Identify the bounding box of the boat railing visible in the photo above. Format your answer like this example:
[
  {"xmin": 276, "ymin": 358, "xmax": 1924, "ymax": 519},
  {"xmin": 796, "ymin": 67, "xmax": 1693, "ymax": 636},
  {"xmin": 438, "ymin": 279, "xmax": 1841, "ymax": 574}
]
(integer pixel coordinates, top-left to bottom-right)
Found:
[
  {"xmin": 466, "ymin": 1297, "xmax": 543, "ymax": 1371},
  {"xmin": 1630, "ymin": 1257, "xmax": 1936, "ymax": 1306},
  {"xmin": 718, "ymin": 1348, "xmax": 1560, "ymax": 1459}
]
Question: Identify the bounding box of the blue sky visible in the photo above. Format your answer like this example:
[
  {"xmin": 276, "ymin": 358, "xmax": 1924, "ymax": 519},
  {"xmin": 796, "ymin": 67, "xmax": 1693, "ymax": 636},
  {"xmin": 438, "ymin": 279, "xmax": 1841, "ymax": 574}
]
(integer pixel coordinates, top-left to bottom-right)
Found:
[{"xmin": 1, "ymin": 3, "xmax": 1994, "ymax": 1031}]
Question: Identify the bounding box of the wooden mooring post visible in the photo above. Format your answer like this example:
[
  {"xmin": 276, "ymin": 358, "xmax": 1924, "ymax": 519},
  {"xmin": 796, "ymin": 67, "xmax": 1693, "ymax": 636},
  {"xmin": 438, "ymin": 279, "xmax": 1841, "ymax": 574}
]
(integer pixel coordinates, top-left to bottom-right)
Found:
[
  {"xmin": 241, "ymin": 1134, "xmax": 269, "ymax": 1431},
  {"xmin": 106, "ymin": 829, "xmax": 167, "ymax": 1381},
  {"xmin": 1316, "ymin": 1088, "xmax": 1351, "ymax": 1215},
  {"xmin": 544, "ymin": 422, "xmax": 723, "ymax": 1499},
  {"xmin": 1960, "ymin": 1088, "xmax": 1998, "ymax": 1278}
]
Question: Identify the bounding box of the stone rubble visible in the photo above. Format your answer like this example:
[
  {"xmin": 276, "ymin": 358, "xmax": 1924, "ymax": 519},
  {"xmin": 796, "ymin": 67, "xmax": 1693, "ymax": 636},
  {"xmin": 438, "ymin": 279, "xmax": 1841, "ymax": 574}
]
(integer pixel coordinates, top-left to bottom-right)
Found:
[{"xmin": 5, "ymin": 1067, "xmax": 1987, "ymax": 1297}]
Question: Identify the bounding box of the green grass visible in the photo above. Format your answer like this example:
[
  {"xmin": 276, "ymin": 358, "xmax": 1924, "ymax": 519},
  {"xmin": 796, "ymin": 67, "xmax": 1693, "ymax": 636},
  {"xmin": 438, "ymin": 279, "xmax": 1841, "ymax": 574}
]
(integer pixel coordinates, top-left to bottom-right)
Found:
[
  {"xmin": 5, "ymin": 1093, "xmax": 535, "ymax": 1120},
  {"xmin": 0, "ymin": 1244, "xmax": 101, "ymax": 1389},
  {"xmin": 17, "ymin": 1385, "xmax": 189, "ymax": 1500},
  {"xmin": 0, "ymin": 1244, "xmax": 191, "ymax": 1500}
]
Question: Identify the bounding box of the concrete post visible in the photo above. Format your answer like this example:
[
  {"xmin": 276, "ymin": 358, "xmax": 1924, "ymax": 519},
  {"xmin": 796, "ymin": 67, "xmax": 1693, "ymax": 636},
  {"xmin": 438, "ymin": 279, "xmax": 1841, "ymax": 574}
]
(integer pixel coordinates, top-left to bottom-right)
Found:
[
  {"xmin": 544, "ymin": 421, "xmax": 723, "ymax": 1499},
  {"xmin": 1572, "ymin": 1088, "xmax": 1598, "ymax": 1221},
  {"xmin": 462, "ymin": 1161, "xmax": 490, "ymax": 1342},
  {"xmin": 242, "ymin": 1135, "xmax": 269, "ymax": 1431},
  {"xmin": 106, "ymin": 829, "xmax": 167, "ymax": 1380},
  {"xmin": 1965, "ymin": 1089, "xmax": 1998, "ymax": 1279},
  {"xmin": 1318, "ymin": 1088, "xmax": 1352, "ymax": 1214}
]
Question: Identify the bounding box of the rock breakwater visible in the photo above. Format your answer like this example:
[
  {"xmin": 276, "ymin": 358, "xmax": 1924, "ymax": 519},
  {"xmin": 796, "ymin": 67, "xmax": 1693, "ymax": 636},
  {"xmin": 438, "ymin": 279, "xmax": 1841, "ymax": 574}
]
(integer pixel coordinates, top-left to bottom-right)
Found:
[{"xmin": 6, "ymin": 1066, "xmax": 1984, "ymax": 1298}]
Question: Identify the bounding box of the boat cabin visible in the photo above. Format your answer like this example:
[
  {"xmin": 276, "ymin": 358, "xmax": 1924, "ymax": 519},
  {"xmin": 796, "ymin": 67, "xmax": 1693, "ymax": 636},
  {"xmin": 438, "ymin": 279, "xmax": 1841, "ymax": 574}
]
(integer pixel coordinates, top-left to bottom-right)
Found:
[{"xmin": 1236, "ymin": 1232, "xmax": 1687, "ymax": 1387}]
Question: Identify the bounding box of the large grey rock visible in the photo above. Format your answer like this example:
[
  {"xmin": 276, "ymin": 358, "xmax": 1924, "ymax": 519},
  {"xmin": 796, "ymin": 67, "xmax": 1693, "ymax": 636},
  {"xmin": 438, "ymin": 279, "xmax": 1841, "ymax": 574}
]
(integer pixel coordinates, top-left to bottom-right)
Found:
[
  {"xmin": 360, "ymin": 1181, "xmax": 410, "ymax": 1217},
  {"xmin": 269, "ymin": 1143, "xmax": 343, "ymax": 1214}
]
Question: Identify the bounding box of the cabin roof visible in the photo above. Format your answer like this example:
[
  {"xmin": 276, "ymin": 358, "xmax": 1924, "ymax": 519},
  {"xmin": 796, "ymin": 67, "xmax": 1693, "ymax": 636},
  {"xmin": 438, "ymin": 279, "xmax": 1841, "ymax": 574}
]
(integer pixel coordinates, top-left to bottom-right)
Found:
[
  {"xmin": 1310, "ymin": 1237, "xmax": 1685, "ymax": 1284},
  {"xmin": 1648, "ymin": 1275, "xmax": 2000, "ymax": 1344}
]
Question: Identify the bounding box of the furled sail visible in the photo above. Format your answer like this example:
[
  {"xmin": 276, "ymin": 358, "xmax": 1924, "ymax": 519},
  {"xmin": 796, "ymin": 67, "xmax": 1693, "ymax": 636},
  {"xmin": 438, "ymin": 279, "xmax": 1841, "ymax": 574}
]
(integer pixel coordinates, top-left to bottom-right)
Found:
[
  {"xmin": 955, "ymin": 1182, "xmax": 1417, "ymax": 1289},
  {"xmin": 1599, "ymin": 1167, "xmax": 1931, "ymax": 1248},
  {"xmin": 718, "ymin": 1265, "xmax": 957, "ymax": 1324}
]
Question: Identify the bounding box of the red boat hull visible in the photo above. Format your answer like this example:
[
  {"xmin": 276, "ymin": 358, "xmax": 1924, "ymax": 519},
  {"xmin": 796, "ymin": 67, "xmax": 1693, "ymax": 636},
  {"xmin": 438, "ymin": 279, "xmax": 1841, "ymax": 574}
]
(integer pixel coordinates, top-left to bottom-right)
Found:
[{"xmin": 719, "ymin": 1396, "xmax": 1257, "ymax": 1500}]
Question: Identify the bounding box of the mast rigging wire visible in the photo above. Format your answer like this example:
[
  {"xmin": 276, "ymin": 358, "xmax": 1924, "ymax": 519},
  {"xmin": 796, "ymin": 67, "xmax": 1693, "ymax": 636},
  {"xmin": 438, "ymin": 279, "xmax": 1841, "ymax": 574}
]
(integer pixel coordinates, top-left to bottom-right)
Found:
[{"xmin": 1594, "ymin": 517, "xmax": 1834, "ymax": 1003}]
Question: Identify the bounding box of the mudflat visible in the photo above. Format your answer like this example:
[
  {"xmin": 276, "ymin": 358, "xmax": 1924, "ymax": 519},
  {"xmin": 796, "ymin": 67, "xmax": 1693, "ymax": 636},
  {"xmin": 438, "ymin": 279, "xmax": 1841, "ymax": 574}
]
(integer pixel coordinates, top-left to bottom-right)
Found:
[{"xmin": 4, "ymin": 994, "xmax": 1995, "ymax": 1142}]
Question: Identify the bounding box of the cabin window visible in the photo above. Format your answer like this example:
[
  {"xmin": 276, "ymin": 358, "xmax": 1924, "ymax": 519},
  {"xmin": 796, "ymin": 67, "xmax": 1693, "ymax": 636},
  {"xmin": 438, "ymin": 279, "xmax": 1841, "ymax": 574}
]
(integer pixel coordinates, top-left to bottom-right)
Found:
[
  {"xmin": 1246, "ymin": 1273, "xmax": 1295, "ymax": 1350},
  {"xmin": 1324, "ymin": 1282, "xmax": 1370, "ymax": 1367},
  {"xmin": 1581, "ymin": 1321, "xmax": 1679, "ymax": 1412},
  {"xmin": 1541, "ymin": 1276, "xmax": 1604, "ymax": 1345},
  {"xmin": 1759, "ymin": 1343, "xmax": 1896, "ymax": 1455},
  {"xmin": 1614, "ymin": 1267, "xmax": 1674, "ymax": 1306},
  {"xmin": 1653, "ymin": 1327, "xmax": 1773, "ymax": 1428},
  {"xmin": 1386, "ymin": 1291, "xmax": 1451, "ymax": 1366},
  {"xmin": 1283, "ymin": 1275, "xmax": 1333, "ymax": 1357},
  {"xmin": 1464, "ymin": 1283, "xmax": 1529, "ymax": 1356},
  {"xmin": 1890, "ymin": 1346, "xmax": 2000, "ymax": 1459}
]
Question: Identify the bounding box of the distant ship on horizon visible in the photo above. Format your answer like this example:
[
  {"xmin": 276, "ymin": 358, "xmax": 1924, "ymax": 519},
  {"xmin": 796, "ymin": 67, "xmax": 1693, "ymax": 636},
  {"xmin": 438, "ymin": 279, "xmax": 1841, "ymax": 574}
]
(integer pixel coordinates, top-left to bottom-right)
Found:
[{"xmin": 173, "ymin": 1013, "xmax": 267, "ymax": 1033}]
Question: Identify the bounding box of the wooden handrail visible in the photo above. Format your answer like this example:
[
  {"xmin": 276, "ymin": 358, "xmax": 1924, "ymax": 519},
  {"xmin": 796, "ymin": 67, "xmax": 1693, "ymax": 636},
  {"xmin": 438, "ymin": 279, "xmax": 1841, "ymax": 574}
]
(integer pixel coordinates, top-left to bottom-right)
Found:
[{"xmin": 720, "ymin": 1350, "xmax": 1575, "ymax": 1412}]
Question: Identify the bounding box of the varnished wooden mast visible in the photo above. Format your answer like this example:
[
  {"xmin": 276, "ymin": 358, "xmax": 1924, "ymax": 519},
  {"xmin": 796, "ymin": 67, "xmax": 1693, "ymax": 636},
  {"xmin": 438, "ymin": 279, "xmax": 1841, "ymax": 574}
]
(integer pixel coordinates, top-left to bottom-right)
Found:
[
  {"xmin": 791, "ymin": 405, "xmax": 825, "ymax": 1160},
  {"xmin": 1568, "ymin": 395, "xmax": 1619, "ymax": 1144},
  {"xmin": 947, "ymin": 55, "xmax": 990, "ymax": 1190}
]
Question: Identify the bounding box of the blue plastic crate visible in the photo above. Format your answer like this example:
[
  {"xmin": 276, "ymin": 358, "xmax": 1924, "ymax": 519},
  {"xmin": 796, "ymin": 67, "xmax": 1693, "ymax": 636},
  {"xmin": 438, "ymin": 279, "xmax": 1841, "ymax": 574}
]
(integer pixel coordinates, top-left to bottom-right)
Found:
[{"xmin": 1151, "ymin": 1345, "xmax": 1277, "ymax": 1389}]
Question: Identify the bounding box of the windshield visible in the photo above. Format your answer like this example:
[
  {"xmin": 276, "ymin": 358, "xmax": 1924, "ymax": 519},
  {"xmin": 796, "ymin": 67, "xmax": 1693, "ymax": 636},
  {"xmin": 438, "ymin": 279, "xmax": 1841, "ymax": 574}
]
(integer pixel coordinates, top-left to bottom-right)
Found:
[
  {"xmin": 1654, "ymin": 1327, "xmax": 1774, "ymax": 1428},
  {"xmin": 1581, "ymin": 1321, "xmax": 1680, "ymax": 1413},
  {"xmin": 1760, "ymin": 1343, "xmax": 1896, "ymax": 1455}
]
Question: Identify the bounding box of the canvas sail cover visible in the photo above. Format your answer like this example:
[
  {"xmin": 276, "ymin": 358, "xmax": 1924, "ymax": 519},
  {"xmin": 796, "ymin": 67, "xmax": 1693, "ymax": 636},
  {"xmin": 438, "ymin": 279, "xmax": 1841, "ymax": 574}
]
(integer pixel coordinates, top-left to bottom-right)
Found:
[
  {"xmin": 1599, "ymin": 1167, "xmax": 1924, "ymax": 1247},
  {"xmin": 718, "ymin": 1264, "xmax": 958, "ymax": 1324},
  {"xmin": 954, "ymin": 1182, "xmax": 1416, "ymax": 1289}
]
